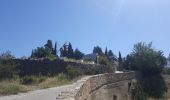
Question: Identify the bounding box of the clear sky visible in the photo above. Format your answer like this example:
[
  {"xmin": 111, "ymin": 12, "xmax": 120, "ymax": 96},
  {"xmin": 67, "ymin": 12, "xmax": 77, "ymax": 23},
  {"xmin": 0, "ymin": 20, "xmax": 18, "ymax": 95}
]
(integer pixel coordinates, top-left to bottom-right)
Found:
[{"xmin": 0, "ymin": 0, "xmax": 170, "ymax": 58}]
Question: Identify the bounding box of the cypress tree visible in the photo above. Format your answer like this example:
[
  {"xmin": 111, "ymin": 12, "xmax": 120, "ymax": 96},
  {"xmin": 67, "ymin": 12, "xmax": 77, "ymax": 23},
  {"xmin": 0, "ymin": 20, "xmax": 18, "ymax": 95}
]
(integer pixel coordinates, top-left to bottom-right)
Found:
[
  {"xmin": 118, "ymin": 51, "xmax": 123, "ymax": 70},
  {"xmin": 54, "ymin": 42, "xmax": 57, "ymax": 55},
  {"xmin": 118, "ymin": 51, "xmax": 122, "ymax": 63},
  {"xmin": 105, "ymin": 47, "xmax": 108, "ymax": 56}
]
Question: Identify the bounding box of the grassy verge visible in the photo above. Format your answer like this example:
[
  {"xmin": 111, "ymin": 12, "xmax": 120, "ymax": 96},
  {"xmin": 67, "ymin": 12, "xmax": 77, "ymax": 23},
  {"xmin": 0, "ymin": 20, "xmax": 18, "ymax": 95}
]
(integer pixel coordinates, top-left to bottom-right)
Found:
[
  {"xmin": 0, "ymin": 73, "xmax": 80, "ymax": 96},
  {"xmin": 38, "ymin": 73, "xmax": 70, "ymax": 89},
  {"xmin": 0, "ymin": 82, "xmax": 28, "ymax": 96}
]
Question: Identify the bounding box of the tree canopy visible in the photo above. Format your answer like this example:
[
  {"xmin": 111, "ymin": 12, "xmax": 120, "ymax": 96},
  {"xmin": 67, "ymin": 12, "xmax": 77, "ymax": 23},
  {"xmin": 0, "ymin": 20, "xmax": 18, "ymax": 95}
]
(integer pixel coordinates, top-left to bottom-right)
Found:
[
  {"xmin": 74, "ymin": 49, "xmax": 84, "ymax": 60},
  {"xmin": 60, "ymin": 43, "xmax": 84, "ymax": 60},
  {"xmin": 0, "ymin": 51, "xmax": 15, "ymax": 60},
  {"xmin": 123, "ymin": 42, "xmax": 166, "ymax": 75},
  {"xmin": 31, "ymin": 40, "xmax": 57, "ymax": 60},
  {"xmin": 93, "ymin": 46, "xmax": 103, "ymax": 55}
]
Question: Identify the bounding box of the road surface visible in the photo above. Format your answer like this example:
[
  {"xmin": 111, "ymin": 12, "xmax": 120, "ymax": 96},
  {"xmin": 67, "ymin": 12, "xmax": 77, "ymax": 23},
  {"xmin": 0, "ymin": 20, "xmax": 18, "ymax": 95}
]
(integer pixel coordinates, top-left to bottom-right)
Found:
[{"xmin": 0, "ymin": 84, "xmax": 73, "ymax": 100}]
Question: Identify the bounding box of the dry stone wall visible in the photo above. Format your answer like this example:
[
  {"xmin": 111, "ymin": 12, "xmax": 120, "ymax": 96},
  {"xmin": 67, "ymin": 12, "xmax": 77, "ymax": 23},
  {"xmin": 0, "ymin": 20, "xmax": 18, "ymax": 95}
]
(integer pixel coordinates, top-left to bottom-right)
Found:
[{"xmin": 57, "ymin": 72, "xmax": 135, "ymax": 100}]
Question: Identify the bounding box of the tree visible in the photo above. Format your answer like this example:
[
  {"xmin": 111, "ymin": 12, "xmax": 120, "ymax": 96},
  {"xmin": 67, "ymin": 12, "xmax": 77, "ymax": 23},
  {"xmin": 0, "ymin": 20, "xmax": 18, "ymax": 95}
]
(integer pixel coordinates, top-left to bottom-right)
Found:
[
  {"xmin": 60, "ymin": 43, "xmax": 67, "ymax": 57},
  {"xmin": 0, "ymin": 51, "xmax": 15, "ymax": 60},
  {"xmin": 0, "ymin": 52, "xmax": 16, "ymax": 79},
  {"xmin": 53, "ymin": 42, "xmax": 57, "ymax": 56},
  {"xmin": 31, "ymin": 40, "xmax": 57, "ymax": 60},
  {"xmin": 118, "ymin": 51, "xmax": 122, "ymax": 63},
  {"xmin": 118, "ymin": 51, "xmax": 123, "ymax": 70},
  {"xmin": 74, "ymin": 49, "xmax": 84, "ymax": 60},
  {"xmin": 60, "ymin": 43, "xmax": 84, "ymax": 59},
  {"xmin": 108, "ymin": 50, "xmax": 114, "ymax": 57},
  {"xmin": 60, "ymin": 42, "xmax": 75, "ymax": 59},
  {"xmin": 60, "ymin": 47, "xmax": 64, "ymax": 57},
  {"xmin": 67, "ymin": 42, "xmax": 74, "ymax": 58},
  {"xmin": 122, "ymin": 54, "xmax": 132, "ymax": 70},
  {"xmin": 44, "ymin": 40, "xmax": 53, "ymax": 50},
  {"xmin": 125, "ymin": 42, "xmax": 167, "ymax": 99},
  {"xmin": 98, "ymin": 55, "xmax": 112, "ymax": 66},
  {"xmin": 31, "ymin": 47, "xmax": 47, "ymax": 58},
  {"xmin": 105, "ymin": 47, "xmax": 108, "ymax": 56},
  {"xmin": 126, "ymin": 42, "xmax": 166, "ymax": 75},
  {"xmin": 93, "ymin": 46, "xmax": 103, "ymax": 55}
]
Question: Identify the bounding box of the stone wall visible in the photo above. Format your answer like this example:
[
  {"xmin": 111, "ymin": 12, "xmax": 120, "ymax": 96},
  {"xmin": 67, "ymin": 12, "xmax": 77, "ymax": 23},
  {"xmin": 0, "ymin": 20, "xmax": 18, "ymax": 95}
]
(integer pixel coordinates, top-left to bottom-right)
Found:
[
  {"xmin": 57, "ymin": 72, "xmax": 135, "ymax": 100},
  {"xmin": 14, "ymin": 59, "xmax": 113, "ymax": 76}
]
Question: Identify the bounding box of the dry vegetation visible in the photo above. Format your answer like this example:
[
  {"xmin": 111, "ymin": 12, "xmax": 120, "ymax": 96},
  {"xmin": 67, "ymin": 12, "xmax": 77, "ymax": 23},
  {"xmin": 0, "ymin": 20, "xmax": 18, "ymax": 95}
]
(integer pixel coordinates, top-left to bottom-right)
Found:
[{"xmin": 0, "ymin": 73, "xmax": 82, "ymax": 96}]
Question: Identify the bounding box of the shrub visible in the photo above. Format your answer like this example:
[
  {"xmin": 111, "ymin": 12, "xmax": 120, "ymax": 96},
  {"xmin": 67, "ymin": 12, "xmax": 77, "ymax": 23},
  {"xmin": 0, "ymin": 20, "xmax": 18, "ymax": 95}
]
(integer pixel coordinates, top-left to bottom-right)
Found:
[
  {"xmin": 139, "ymin": 74, "xmax": 167, "ymax": 98},
  {"xmin": 0, "ymin": 59, "xmax": 16, "ymax": 80},
  {"xmin": 57, "ymin": 73, "xmax": 68, "ymax": 81},
  {"xmin": 66, "ymin": 67, "xmax": 78, "ymax": 79},
  {"xmin": 98, "ymin": 55, "xmax": 112, "ymax": 67},
  {"xmin": 21, "ymin": 76, "xmax": 37, "ymax": 85},
  {"xmin": 131, "ymin": 82, "xmax": 148, "ymax": 100}
]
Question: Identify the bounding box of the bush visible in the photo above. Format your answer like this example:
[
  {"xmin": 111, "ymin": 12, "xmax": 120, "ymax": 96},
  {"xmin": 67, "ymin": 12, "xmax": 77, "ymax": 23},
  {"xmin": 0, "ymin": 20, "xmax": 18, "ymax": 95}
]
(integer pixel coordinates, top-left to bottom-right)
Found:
[
  {"xmin": 139, "ymin": 74, "xmax": 167, "ymax": 98},
  {"xmin": 66, "ymin": 67, "xmax": 78, "ymax": 79},
  {"xmin": 57, "ymin": 73, "xmax": 68, "ymax": 81},
  {"xmin": 0, "ymin": 59, "xmax": 16, "ymax": 80},
  {"xmin": 98, "ymin": 55, "xmax": 113, "ymax": 67},
  {"xmin": 21, "ymin": 76, "xmax": 37, "ymax": 85},
  {"xmin": 131, "ymin": 82, "xmax": 148, "ymax": 100}
]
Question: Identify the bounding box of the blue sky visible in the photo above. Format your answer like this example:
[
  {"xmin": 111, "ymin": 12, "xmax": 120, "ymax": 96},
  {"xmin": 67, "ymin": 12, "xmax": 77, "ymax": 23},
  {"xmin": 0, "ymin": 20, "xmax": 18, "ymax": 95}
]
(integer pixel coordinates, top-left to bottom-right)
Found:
[{"xmin": 0, "ymin": 0, "xmax": 170, "ymax": 57}]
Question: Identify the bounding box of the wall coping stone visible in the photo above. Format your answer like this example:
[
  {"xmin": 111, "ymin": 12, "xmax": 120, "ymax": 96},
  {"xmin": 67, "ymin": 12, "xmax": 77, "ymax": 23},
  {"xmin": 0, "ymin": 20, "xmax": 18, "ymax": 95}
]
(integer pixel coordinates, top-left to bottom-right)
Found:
[{"xmin": 56, "ymin": 71, "xmax": 135, "ymax": 100}]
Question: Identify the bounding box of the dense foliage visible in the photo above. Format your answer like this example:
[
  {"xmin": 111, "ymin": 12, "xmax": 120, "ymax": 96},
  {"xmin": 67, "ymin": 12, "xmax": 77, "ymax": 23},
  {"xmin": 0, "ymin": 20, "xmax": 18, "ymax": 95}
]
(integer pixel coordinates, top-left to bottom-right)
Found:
[
  {"xmin": 123, "ymin": 42, "xmax": 166, "ymax": 76},
  {"xmin": 98, "ymin": 55, "xmax": 113, "ymax": 67},
  {"xmin": 31, "ymin": 40, "xmax": 57, "ymax": 60},
  {"xmin": 60, "ymin": 43, "xmax": 84, "ymax": 60},
  {"xmin": 93, "ymin": 46, "xmax": 103, "ymax": 55},
  {"xmin": 123, "ymin": 42, "xmax": 167, "ymax": 99},
  {"xmin": 73, "ymin": 49, "xmax": 84, "ymax": 60},
  {"xmin": 0, "ymin": 52, "xmax": 16, "ymax": 80}
]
